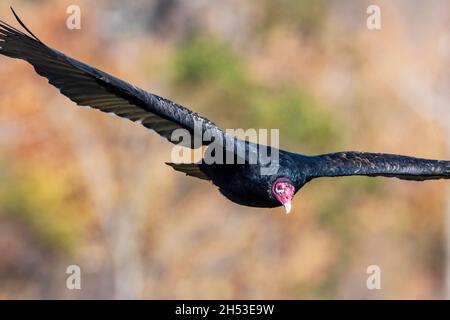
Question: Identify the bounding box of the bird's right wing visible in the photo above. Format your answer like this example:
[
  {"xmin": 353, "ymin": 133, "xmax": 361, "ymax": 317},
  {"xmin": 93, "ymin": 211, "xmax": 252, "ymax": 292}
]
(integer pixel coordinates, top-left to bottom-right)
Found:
[
  {"xmin": 0, "ymin": 9, "xmax": 225, "ymax": 148},
  {"xmin": 305, "ymin": 151, "xmax": 450, "ymax": 181}
]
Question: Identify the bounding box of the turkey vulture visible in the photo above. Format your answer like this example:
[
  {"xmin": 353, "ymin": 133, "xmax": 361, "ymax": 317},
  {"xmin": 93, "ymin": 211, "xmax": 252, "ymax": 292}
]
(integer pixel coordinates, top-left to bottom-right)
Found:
[{"xmin": 1, "ymin": 9, "xmax": 448, "ymax": 213}]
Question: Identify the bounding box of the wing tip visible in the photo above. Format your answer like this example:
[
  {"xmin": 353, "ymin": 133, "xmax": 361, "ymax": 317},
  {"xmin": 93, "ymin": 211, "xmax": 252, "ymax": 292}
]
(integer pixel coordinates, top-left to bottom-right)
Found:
[{"xmin": 9, "ymin": 6, "xmax": 41, "ymax": 42}]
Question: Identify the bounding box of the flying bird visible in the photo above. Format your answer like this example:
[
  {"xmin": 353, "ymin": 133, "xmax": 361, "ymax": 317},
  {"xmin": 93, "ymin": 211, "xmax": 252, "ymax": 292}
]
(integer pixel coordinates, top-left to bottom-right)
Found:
[{"xmin": 0, "ymin": 9, "xmax": 448, "ymax": 214}]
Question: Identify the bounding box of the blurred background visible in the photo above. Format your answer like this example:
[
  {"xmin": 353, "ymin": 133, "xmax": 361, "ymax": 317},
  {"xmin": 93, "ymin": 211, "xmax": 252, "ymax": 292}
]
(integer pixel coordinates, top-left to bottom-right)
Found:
[{"xmin": 0, "ymin": 0, "xmax": 449, "ymax": 299}]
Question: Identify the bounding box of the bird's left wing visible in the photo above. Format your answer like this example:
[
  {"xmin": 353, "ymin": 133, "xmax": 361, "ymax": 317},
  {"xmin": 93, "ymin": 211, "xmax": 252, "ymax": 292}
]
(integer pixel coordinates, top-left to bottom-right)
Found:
[
  {"xmin": 303, "ymin": 151, "xmax": 449, "ymax": 181},
  {"xmin": 0, "ymin": 9, "xmax": 224, "ymax": 148}
]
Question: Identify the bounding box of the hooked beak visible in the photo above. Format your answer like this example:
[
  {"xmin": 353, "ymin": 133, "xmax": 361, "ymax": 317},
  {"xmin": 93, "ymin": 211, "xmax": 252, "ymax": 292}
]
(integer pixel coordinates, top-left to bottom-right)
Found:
[{"xmin": 283, "ymin": 201, "xmax": 292, "ymax": 214}]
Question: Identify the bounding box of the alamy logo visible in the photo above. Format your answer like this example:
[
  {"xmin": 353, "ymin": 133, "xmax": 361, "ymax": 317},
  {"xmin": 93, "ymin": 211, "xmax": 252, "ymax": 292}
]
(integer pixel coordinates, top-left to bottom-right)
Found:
[
  {"xmin": 366, "ymin": 5, "xmax": 382, "ymax": 30},
  {"xmin": 169, "ymin": 119, "xmax": 281, "ymax": 175},
  {"xmin": 366, "ymin": 265, "xmax": 381, "ymax": 290},
  {"xmin": 66, "ymin": 265, "xmax": 81, "ymax": 290},
  {"xmin": 66, "ymin": 5, "xmax": 81, "ymax": 30}
]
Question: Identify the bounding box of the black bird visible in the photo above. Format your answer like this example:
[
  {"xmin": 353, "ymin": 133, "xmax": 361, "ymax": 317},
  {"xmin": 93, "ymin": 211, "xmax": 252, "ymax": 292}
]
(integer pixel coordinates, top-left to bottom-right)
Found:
[{"xmin": 1, "ymin": 9, "xmax": 448, "ymax": 213}]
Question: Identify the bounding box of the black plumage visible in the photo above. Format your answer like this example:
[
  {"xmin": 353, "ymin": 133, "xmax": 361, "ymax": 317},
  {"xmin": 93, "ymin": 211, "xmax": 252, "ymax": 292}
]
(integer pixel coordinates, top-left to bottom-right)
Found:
[{"xmin": 1, "ymin": 9, "xmax": 448, "ymax": 213}]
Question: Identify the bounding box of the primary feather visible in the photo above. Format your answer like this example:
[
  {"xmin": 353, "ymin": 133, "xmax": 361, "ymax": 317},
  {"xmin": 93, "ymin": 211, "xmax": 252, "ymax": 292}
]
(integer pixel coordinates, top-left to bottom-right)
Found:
[
  {"xmin": 0, "ymin": 8, "xmax": 223, "ymax": 148},
  {"xmin": 303, "ymin": 152, "xmax": 450, "ymax": 181}
]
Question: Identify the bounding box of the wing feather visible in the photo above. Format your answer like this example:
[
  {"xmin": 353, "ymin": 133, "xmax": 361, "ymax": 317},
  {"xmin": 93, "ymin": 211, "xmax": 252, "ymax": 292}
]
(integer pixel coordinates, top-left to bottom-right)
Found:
[
  {"xmin": 0, "ymin": 10, "xmax": 224, "ymax": 148},
  {"xmin": 305, "ymin": 151, "xmax": 450, "ymax": 181}
]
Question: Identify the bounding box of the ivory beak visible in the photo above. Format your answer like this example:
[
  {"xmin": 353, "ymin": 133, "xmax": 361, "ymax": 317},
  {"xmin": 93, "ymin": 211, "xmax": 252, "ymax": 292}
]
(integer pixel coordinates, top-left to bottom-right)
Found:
[{"xmin": 283, "ymin": 201, "xmax": 292, "ymax": 214}]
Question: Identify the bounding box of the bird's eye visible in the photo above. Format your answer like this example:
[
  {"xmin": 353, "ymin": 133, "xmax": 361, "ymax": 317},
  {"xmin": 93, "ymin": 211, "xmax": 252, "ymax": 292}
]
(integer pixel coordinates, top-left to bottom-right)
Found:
[{"xmin": 275, "ymin": 187, "xmax": 284, "ymax": 195}]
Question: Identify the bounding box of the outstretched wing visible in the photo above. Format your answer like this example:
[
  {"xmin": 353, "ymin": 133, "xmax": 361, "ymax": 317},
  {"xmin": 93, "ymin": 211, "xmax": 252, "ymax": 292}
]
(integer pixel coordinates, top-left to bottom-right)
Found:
[
  {"xmin": 0, "ymin": 9, "xmax": 224, "ymax": 148},
  {"xmin": 305, "ymin": 151, "xmax": 450, "ymax": 181}
]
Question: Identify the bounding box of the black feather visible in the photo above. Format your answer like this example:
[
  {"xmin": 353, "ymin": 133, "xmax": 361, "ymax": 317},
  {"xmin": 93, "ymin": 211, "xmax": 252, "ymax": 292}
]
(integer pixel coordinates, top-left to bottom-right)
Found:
[
  {"xmin": 0, "ymin": 10, "xmax": 224, "ymax": 148},
  {"xmin": 302, "ymin": 152, "xmax": 450, "ymax": 181}
]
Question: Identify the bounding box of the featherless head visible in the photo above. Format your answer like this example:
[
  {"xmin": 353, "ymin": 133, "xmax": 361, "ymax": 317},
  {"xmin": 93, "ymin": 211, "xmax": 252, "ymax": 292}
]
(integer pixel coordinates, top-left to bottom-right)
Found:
[{"xmin": 272, "ymin": 177, "xmax": 295, "ymax": 214}]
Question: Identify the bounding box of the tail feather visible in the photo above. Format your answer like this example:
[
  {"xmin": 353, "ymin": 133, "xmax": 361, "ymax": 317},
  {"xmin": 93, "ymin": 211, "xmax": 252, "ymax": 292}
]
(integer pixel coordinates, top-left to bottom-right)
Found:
[{"xmin": 165, "ymin": 162, "xmax": 210, "ymax": 181}]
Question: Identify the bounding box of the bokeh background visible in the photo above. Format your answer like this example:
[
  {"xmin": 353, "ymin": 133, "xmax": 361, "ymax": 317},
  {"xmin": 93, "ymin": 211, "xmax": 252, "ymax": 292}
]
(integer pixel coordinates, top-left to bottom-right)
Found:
[{"xmin": 0, "ymin": 0, "xmax": 449, "ymax": 299}]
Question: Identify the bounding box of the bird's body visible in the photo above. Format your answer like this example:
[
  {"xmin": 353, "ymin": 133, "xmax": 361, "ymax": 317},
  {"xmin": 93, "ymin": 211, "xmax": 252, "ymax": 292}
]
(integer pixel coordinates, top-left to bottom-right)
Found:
[
  {"xmin": 197, "ymin": 148, "xmax": 305, "ymax": 208},
  {"xmin": 172, "ymin": 146, "xmax": 450, "ymax": 210},
  {"xmin": 1, "ymin": 9, "xmax": 448, "ymax": 213}
]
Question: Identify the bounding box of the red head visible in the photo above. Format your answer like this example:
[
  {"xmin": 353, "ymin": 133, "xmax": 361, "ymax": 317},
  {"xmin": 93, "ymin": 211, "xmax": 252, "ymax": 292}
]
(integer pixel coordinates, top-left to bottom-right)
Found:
[{"xmin": 272, "ymin": 177, "xmax": 295, "ymax": 214}]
